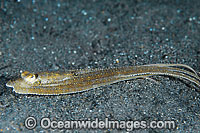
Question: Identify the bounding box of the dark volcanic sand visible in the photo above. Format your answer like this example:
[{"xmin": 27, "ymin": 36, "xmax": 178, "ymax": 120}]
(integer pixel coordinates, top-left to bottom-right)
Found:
[{"xmin": 0, "ymin": 0, "xmax": 200, "ymax": 132}]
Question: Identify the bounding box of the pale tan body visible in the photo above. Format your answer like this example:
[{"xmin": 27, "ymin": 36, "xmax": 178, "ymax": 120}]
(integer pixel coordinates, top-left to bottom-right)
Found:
[{"xmin": 6, "ymin": 64, "xmax": 200, "ymax": 95}]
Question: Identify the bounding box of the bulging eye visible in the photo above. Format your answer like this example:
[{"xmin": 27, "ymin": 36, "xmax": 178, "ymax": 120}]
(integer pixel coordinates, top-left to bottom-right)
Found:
[
  {"xmin": 21, "ymin": 71, "xmax": 38, "ymax": 84},
  {"xmin": 28, "ymin": 74, "xmax": 36, "ymax": 79}
]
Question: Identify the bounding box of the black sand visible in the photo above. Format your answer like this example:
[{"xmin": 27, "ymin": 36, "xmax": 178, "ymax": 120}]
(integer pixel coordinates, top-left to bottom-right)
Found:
[{"xmin": 0, "ymin": 0, "xmax": 200, "ymax": 132}]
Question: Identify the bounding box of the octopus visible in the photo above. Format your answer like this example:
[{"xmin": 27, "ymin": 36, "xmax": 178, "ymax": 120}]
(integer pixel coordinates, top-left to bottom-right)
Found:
[{"xmin": 6, "ymin": 64, "xmax": 200, "ymax": 95}]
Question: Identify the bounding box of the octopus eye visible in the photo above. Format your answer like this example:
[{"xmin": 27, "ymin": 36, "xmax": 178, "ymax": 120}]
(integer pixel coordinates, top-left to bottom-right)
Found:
[
  {"xmin": 29, "ymin": 74, "xmax": 38, "ymax": 79},
  {"xmin": 21, "ymin": 71, "xmax": 38, "ymax": 84},
  {"xmin": 29, "ymin": 74, "xmax": 36, "ymax": 79},
  {"xmin": 34, "ymin": 74, "xmax": 38, "ymax": 78}
]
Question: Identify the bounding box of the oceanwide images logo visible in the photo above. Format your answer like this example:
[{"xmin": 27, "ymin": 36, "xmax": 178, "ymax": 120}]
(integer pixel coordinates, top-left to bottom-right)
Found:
[{"xmin": 24, "ymin": 117, "xmax": 176, "ymax": 131}]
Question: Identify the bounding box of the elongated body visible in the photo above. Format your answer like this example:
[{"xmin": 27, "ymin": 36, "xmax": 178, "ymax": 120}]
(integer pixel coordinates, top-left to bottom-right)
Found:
[{"xmin": 6, "ymin": 64, "xmax": 200, "ymax": 95}]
